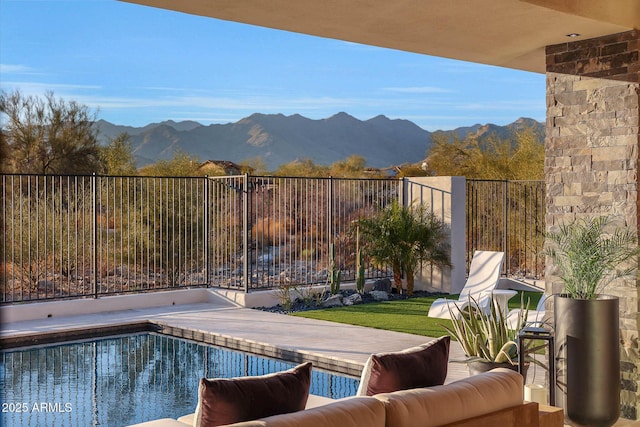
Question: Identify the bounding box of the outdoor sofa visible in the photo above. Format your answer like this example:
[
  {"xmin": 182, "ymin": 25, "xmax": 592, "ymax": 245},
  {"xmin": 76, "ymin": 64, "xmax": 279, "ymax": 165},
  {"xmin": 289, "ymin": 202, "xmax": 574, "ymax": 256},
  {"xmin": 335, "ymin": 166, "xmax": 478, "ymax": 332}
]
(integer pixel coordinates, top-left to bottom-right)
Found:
[{"xmin": 129, "ymin": 367, "xmax": 562, "ymax": 427}]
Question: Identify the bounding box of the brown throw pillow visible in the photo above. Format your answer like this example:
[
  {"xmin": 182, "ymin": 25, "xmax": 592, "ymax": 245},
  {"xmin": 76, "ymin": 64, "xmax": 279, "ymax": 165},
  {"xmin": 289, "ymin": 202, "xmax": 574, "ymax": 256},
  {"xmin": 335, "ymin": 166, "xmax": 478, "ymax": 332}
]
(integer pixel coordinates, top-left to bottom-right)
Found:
[
  {"xmin": 357, "ymin": 336, "xmax": 450, "ymax": 396},
  {"xmin": 194, "ymin": 362, "xmax": 312, "ymax": 427}
]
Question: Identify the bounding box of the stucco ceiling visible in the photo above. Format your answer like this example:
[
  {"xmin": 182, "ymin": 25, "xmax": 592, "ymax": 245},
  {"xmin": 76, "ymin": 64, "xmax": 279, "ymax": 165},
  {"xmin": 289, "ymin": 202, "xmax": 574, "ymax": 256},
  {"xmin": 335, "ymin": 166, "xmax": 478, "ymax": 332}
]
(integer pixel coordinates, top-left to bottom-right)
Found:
[{"xmin": 122, "ymin": 0, "xmax": 638, "ymax": 73}]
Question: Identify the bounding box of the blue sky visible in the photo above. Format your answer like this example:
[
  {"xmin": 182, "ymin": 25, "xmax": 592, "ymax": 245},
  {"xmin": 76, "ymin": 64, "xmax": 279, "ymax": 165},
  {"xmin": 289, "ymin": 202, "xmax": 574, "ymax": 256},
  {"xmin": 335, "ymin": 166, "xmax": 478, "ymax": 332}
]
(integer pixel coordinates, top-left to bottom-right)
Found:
[{"xmin": 0, "ymin": 0, "xmax": 546, "ymax": 131}]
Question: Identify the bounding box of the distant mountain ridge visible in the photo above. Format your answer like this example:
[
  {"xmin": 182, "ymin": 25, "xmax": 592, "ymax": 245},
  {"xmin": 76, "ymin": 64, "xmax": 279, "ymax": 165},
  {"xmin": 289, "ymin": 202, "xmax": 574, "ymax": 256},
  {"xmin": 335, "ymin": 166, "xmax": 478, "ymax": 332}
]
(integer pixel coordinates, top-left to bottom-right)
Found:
[{"xmin": 96, "ymin": 113, "xmax": 543, "ymax": 170}]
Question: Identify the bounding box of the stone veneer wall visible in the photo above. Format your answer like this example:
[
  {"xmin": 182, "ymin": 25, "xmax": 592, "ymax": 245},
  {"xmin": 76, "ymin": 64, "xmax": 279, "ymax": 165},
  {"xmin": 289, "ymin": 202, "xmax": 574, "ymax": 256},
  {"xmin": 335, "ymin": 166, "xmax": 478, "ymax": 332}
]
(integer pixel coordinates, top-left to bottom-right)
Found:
[{"xmin": 545, "ymin": 29, "xmax": 640, "ymax": 419}]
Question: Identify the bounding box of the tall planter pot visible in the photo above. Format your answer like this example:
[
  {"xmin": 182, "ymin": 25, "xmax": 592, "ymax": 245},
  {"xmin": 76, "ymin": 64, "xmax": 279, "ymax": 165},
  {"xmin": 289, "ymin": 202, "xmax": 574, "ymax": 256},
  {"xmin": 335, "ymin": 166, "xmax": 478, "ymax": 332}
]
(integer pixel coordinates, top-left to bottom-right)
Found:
[{"xmin": 554, "ymin": 294, "xmax": 620, "ymax": 427}]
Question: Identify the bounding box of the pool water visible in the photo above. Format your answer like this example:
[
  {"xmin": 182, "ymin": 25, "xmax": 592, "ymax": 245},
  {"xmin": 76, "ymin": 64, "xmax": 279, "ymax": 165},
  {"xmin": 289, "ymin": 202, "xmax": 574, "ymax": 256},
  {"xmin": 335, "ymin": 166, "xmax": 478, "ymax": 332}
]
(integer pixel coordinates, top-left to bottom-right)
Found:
[{"xmin": 1, "ymin": 333, "xmax": 359, "ymax": 427}]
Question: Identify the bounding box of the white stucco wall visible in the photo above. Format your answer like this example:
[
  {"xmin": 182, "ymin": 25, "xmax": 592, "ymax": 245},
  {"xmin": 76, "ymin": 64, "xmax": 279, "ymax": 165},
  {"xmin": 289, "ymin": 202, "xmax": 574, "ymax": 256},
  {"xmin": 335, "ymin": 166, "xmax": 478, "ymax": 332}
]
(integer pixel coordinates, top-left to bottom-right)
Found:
[{"xmin": 403, "ymin": 176, "xmax": 466, "ymax": 294}]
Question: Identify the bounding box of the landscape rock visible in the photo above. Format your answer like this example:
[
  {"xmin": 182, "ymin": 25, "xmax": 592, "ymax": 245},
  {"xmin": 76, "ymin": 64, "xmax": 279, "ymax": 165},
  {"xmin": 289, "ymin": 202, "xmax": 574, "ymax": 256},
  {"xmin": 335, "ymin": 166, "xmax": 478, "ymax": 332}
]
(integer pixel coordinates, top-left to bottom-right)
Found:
[
  {"xmin": 373, "ymin": 278, "xmax": 392, "ymax": 293},
  {"xmin": 343, "ymin": 293, "xmax": 363, "ymax": 306},
  {"xmin": 369, "ymin": 290, "xmax": 389, "ymax": 301},
  {"xmin": 321, "ymin": 294, "xmax": 344, "ymax": 308},
  {"xmin": 256, "ymin": 289, "xmax": 435, "ymax": 314}
]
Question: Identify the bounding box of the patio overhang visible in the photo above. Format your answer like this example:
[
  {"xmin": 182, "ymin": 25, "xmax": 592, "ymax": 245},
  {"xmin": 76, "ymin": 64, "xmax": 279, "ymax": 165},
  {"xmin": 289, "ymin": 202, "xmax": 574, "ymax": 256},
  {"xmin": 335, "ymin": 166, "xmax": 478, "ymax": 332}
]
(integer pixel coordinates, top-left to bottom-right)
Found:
[{"xmin": 121, "ymin": 0, "xmax": 637, "ymax": 73}]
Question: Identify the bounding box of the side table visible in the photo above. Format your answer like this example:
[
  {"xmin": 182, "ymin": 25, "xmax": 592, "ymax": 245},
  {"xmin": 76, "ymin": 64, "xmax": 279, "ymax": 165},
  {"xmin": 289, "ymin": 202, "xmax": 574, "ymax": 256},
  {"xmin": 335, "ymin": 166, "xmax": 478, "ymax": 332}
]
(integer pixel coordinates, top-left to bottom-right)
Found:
[
  {"xmin": 487, "ymin": 289, "xmax": 517, "ymax": 314},
  {"xmin": 518, "ymin": 326, "xmax": 555, "ymax": 406}
]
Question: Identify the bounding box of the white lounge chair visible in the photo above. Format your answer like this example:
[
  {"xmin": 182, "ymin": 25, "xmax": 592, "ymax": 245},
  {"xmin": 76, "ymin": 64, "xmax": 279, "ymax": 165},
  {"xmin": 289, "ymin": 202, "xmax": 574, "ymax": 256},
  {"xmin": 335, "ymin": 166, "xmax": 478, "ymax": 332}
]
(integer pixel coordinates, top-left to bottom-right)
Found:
[
  {"xmin": 427, "ymin": 250, "xmax": 505, "ymax": 319},
  {"xmin": 506, "ymin": 293, "xmax": 549, "ymax": 330}
]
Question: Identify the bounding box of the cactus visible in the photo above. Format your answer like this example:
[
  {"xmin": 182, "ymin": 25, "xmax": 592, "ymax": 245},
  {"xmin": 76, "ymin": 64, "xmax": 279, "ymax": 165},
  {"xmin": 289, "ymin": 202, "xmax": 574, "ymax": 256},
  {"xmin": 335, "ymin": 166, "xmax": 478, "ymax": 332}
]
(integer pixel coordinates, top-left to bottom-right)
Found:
[
  {"xmin": 328, "ymin": 243, "xmax": 341, "ymax": 295},
  {"xmin": 356, "ymin": 249, "xmax": 365, "ymax": 294}
]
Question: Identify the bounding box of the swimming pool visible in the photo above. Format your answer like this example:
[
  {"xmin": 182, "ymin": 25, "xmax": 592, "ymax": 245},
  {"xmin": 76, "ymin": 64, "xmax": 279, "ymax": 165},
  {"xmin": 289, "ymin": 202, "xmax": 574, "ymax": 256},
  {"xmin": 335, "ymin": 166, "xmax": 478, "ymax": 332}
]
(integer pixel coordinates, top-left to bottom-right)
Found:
[{"xmin": 1, "ymin": 333, "xmax": 359, "ymax": 427}]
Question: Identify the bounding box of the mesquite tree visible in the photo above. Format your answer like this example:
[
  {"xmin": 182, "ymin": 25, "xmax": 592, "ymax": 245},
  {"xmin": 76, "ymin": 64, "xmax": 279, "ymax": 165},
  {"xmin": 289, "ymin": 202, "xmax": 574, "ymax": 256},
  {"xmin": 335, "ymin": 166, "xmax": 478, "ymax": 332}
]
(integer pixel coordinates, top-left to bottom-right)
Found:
[{"xmin": 0, "ymin": 90, "xmax": 103, "ymax": 174}]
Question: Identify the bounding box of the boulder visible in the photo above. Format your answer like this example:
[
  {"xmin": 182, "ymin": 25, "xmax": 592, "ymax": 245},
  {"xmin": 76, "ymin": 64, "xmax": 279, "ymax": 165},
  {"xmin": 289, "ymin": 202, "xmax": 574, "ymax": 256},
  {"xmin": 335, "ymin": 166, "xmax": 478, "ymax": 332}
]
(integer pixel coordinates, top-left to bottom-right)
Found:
[
  {"xmin": 369, "ymin": 290, "xmax": 389, "ymax": 301},
  {"xmin": 373, "ymin": 278, "xmax": 392, "ymax": 293},
  {"xmin": 343, "ymin": 293, "xmax": 363, "ymax": 306},
  {"xmin": 321, "ymin": 294, "xmax": 344, "ymax": 308}
]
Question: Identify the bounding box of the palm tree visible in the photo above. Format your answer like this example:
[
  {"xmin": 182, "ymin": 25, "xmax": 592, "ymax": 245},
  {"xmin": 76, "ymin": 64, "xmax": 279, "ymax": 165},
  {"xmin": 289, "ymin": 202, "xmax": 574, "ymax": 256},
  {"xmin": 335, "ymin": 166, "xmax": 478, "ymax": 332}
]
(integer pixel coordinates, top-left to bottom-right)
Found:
[{"xmin": 357, "ymin": 201, "xmax": 450, "ymax": 295}]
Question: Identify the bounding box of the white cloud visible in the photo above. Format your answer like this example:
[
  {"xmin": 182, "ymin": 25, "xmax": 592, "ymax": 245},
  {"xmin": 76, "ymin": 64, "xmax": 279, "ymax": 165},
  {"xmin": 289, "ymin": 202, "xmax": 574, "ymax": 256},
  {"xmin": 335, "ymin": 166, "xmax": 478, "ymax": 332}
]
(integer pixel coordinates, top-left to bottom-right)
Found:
[
  {"xmin": 456, "ymin": 100, "xmax": 543, "ymax": 111},
  {"xmin": 0, "ymin": 64, "xmax": 37, "ymax": 74},
  {"xmin": 383, "ymin": 86, "xmax": 453, "ymax": 94},
  {"xmin": 1, "ymin": 78, "xmax": 543, "ymax": 130},
  {"xmin": 1, "ymin": 81, "xmax": 101, "ymax": 95}
]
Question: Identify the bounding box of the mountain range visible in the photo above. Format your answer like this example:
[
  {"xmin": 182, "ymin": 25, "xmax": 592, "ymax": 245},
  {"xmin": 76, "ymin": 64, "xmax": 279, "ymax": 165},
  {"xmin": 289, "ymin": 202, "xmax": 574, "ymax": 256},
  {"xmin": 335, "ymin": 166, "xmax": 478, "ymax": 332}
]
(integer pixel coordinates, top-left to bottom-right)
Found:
[{"xmin": 96, "ymin": 113, "xmax": 544, "ymax": 170}]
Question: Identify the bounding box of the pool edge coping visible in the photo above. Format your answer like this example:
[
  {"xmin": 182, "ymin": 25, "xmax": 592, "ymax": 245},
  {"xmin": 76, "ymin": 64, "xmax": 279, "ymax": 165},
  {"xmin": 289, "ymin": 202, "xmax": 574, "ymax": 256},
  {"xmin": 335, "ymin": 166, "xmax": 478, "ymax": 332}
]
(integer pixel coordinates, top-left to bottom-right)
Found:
[{"xmin": 0, "ymin": 320, "xmax": 364, "ymax": 378}]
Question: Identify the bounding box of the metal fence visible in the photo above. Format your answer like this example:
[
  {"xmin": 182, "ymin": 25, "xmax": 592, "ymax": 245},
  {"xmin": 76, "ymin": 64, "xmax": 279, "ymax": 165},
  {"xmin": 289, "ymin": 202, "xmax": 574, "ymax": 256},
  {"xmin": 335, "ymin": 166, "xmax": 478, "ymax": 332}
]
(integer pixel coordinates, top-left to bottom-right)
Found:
[
  {"xmin": 1, "ymin": 174, "xmax": 399, "ymax": 303},
  {"xmin": 466, "ymin": 179, "xmax": 545, "ymax": 279},
  {"xmin": 1, "ymin": 174, "xmax": 545, "ymax": 304},
  {"xmin": 238, "ymin": 176, "xmax": 400, "ymax": 289},
  {"xmin": 1, "ymin": 174, "xmax": 210, "ymax": 302}
]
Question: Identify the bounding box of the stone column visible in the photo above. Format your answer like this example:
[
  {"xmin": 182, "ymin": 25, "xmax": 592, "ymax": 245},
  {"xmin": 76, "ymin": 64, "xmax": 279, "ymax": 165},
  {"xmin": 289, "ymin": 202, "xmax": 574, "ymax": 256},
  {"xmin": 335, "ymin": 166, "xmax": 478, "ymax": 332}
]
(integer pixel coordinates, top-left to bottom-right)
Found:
[{"xmin": 545, "ymin": 29, "xmax": 640, "ymax": 419}]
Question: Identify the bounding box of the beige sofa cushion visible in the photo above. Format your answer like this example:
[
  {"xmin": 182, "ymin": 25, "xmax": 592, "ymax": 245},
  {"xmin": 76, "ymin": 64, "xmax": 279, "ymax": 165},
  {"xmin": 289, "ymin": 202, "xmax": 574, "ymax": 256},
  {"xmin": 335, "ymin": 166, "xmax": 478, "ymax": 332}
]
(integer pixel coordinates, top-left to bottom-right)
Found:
[
  {"xmin": 128, "ymin": 418, "xmax": 190, "ymax": 427},
  {"xmin": 303, "ymin": 394, "xmax": 336, "ymax": 409},
  {"xmin": 374, "ymin": 368, "xmax": 524, "ymax": 427},
  {"xmin": 221, "ymin": 396, "xmax": 385, "ymax": 427},
  {"xmin": 176, "ymin": 414, "xmax": 194, "ymax": 425}
]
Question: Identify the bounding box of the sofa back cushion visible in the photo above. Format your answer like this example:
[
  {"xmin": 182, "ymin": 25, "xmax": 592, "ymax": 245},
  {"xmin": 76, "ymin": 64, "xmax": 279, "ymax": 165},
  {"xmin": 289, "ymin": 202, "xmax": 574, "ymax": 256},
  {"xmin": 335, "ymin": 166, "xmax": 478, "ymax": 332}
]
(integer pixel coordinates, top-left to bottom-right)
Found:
[
  {"xmin": 357, "ymin": 336, "xmax": 450, "ymax": 396},
  {"xmin": 221, "ymin": 397, "xmax": 385, "ymax": 427},
  {"xmin": 374, "ymin": 368, "xmax": 524, "ymax": 427},
  {"xmin": 194, "ymin": 362, "xmax": 311, "ymax": 427}
]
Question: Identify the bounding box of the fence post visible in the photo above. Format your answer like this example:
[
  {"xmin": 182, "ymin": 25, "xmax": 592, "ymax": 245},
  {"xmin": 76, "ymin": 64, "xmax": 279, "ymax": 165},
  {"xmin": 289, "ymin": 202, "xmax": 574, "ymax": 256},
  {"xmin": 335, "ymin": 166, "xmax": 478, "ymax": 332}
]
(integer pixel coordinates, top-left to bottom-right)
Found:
[
  {"xmin": 204, "ymin": 176, "xmax": 210, "ymax": 288},
  {"xmin": 502, "ymin": 180, "xmax": 509, "ymax": 276},
  {"xmin": 91, "ymin": 173, "xmax": 98, "ymax": 299},
  {"xmin": 242, "ymin": 173, "xmax": 249, "ymax": 293},
  {"xmin": 327, "ymin": 176, "xmax": 333, "ymax": 254}
]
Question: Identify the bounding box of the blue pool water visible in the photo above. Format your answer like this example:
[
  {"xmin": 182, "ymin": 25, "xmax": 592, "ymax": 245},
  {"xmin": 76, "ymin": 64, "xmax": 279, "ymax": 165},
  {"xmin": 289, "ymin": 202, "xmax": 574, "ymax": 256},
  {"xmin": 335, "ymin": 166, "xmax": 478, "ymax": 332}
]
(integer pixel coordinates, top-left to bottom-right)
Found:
[{"xmin": 1, "ymin": 333, "xmax": 359, "ymax": 427}]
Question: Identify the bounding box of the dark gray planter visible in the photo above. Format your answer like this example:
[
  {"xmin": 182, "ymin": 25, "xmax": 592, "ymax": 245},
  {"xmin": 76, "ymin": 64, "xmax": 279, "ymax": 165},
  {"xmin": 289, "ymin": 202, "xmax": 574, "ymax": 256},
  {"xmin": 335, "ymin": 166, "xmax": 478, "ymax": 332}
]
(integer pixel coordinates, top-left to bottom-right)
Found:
[{"xmin": 554, "ymin": 294, "xmax": 620, "ymax": 427}]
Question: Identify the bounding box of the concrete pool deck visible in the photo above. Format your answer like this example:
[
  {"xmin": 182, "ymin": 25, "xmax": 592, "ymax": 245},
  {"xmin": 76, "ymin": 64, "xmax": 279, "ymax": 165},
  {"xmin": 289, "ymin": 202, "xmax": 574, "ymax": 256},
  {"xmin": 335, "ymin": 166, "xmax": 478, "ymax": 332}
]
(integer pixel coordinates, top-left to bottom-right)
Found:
[
  {"xmin": 4, "ymin": 290, "xmax": 639, "ymax": 426},
  {"xmin": 0, "ymin": 288, "xmax": 469, "ymax": 381}
]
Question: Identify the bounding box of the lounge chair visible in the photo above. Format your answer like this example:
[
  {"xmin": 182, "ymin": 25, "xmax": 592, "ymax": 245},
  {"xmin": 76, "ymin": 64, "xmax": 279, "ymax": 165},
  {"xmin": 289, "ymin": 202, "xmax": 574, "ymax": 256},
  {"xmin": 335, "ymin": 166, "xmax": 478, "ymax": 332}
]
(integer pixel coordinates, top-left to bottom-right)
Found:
[
  {"xmin": 506, "ymin": 293, "xmax": 549, "ymax": 330},
  {"xmin": 427, "ymin": 250, "xmax": 505, "ymax": 319}
]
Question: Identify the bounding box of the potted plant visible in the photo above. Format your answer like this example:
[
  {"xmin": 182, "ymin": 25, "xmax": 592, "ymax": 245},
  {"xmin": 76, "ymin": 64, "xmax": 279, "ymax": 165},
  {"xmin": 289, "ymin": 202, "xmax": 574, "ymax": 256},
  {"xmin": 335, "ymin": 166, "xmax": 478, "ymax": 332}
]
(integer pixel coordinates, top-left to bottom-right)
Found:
[
  {"xmin": 545, "ymin": 215, "xmax": 640, "ymax": 427},
  {"xmin": 443, "ymin": 296, "xmax": 528, "ymax": 375},
  {"xmin": 356, "ymin": 201, "xmax": 450, "ymax": 295}
]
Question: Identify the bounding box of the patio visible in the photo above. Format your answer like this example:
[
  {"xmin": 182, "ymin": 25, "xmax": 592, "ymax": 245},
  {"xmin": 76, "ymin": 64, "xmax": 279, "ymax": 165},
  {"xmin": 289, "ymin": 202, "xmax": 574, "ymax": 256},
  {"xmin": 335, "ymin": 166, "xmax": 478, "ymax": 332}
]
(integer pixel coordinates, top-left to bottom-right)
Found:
[
  {"xmin": 2, "ymin": 0, "xmax": 638, "ymax": 422},
  {"xmin": 119, "ymin": 0, "xmax": 640, "ymax": 420},
  {"xmin": 2, "ymin": 289, "xmax": 639, "ymax": 426},
  {"xmin": 1, "ymin": 288, "xmax": 467, "ymax": 380}
]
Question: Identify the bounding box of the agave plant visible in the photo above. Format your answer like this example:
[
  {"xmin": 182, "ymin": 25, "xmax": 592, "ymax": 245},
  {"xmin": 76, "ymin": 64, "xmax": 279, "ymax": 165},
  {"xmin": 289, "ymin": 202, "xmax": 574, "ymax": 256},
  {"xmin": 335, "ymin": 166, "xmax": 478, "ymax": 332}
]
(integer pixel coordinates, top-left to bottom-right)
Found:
[
  {"xmin": 443, "ymin": 296, "xmax": 527, "ymax": 364},
  {"xmin": 545, "ymin": 215, "xmax": 640, "ymax": 299}
]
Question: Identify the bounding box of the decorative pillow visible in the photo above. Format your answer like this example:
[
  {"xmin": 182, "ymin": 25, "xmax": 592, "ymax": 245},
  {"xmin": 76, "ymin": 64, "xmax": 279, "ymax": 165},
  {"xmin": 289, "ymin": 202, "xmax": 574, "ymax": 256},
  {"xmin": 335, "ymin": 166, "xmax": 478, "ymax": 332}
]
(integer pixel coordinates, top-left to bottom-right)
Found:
[
  {"xmin": 194, "ymin": 362, "xmax": 312, "ymax": 427},
  {"xmin": 356, "ymin": 336, "xmax": 450, "ymax": 396}
]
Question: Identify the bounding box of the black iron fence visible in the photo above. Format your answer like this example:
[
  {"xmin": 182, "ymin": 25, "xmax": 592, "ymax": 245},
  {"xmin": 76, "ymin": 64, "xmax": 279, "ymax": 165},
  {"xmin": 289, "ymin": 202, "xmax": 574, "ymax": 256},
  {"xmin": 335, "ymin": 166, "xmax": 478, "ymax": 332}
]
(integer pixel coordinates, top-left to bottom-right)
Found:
[
  {"xmin": 208, "ymin": 175, "xmax": 400, "ymax": 290},
  {"xmin": 0, "ymin": 174, "xmax": 399, "ymax": 302},
  {"xmin": 466, "ymin": 179, "xmax": 545, "ymax": 279},
  {"xmin": 1, "ymin": 174, "xmax": 544, "ymax": 303}
]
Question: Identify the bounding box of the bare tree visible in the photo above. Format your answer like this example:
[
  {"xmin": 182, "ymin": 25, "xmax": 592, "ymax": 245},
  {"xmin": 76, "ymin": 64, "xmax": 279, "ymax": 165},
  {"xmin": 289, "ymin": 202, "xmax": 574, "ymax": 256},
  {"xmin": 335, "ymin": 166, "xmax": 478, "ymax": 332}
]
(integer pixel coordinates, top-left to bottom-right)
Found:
[{"xmin": 0, "ymin": 90, "xmax": 103, "ymax": 174}]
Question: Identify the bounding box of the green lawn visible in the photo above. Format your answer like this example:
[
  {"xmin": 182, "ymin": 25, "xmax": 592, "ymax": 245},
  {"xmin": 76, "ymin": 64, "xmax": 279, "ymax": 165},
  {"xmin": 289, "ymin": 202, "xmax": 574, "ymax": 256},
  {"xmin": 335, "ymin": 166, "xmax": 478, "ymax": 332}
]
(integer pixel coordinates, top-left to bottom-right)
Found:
[{"xmin": 292, "ymin": 291, "xmax": 542, "ymax": 338}]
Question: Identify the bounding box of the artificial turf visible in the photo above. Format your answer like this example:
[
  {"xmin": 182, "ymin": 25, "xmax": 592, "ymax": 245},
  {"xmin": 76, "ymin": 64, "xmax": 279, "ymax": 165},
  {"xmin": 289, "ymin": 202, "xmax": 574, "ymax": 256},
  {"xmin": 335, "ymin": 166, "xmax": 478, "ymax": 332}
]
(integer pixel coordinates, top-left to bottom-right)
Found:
[{"xmin": 291, "ymin": 291, "xmax": 542, "ymax": 338}]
